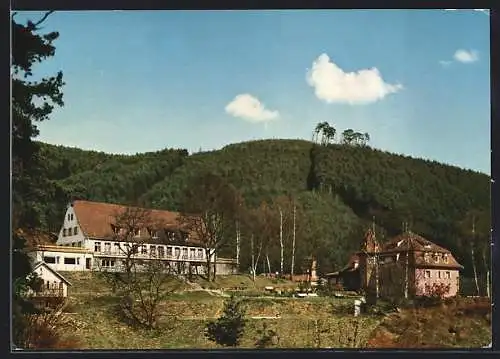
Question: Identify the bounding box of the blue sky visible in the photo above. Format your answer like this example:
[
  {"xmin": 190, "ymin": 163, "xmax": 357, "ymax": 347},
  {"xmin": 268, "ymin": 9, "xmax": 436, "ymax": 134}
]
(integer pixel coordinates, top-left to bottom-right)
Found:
[{"xmin": 15, "ymin": 10, "xmax": 490, "ymax": 174}]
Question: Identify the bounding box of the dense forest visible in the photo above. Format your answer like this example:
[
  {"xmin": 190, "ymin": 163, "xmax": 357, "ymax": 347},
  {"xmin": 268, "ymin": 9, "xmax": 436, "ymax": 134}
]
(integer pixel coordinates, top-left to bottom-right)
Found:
[{"xmin": 34, "ymin": 137, "xmax": 490, "ymax": 282}]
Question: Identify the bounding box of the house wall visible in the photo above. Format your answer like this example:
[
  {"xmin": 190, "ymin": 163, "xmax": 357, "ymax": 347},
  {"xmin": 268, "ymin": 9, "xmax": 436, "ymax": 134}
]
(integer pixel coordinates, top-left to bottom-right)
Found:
[
  {"xmin": 415, "ymin": 268, "xmax": 459, "ymax": 297},
  {"xmin": 86, "ymin": 238, "xmax": 209, "ymax": 262},
  {"xmin": 56, "ymin": 205, "xmax": 86, "ymax": 247},
  {"xmin": 32, "ymin": 265, "xmax": 69, "ymax": 297},
  {"xmin": 30, "ymin": 249, "xmax": 93, "ymax": 272}
]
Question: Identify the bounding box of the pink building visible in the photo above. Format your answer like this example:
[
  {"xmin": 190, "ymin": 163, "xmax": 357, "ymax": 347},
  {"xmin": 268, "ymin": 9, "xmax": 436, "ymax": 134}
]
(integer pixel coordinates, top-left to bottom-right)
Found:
[{"xmin": 326, "ymin": 230, "xmax": 463, "ymax": 299}]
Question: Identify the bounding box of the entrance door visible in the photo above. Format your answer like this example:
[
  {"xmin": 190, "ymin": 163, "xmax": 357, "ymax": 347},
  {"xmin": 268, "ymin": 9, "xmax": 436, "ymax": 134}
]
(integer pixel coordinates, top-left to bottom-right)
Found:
[{"xmin": 86, "ymin": 258, "xmax": 91, "ymax": 270}]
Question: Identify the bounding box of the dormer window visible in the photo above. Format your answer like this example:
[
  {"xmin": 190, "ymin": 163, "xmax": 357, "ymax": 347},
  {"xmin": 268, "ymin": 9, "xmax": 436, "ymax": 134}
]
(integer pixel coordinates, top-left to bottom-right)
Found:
[
  {"xmin": 133, "ymin": 228, "xmax": 140, "ymax": 237},
  {"xmin": 167, "ymin": 231, "xmax": 176, "ymax": 241},
  {"xmin": 111, "ymin": 224, "xmax": 120, "ymax": 235},
  {"xmin": 148, "ymin": 228, "xmax": 158, "ymax": 238}
]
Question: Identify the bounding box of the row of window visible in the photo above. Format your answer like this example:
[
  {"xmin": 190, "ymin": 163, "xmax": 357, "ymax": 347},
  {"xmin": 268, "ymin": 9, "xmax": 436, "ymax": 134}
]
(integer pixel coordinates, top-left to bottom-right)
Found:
[
  {"xmin": 44, "ymin": 256, "xmax": 80, "ymax": 265},
  {"xmin": 110, "ymin": 225, "xmax": 188, "ymax": 242},
  {"xmin": 423, "ymin": 252, "xmax": 449, "ymax": 264},
  {"xmin": 62, "ymin": 227, "xmax": 78, "ymax": 237},
  {"xmin": 424, "ymin": 270, "xmax": 451, "ymax": 279},
  {"xmin": 93, "ymin": 242, "xmax": 205, "ymax": 259},
  {"xmin": 67, "ymin": 213, "xmax": 74, "ymax": 221},
  {"xmin": 61, "ymin": 242, "xmax": 82, "ymax": 247}
]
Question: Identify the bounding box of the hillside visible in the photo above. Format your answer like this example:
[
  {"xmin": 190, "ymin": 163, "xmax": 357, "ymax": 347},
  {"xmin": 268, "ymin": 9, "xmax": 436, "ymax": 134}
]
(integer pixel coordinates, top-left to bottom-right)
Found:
[{"xmin": 34, "ymin": 139, "xmax": 490, "ymax": 280}]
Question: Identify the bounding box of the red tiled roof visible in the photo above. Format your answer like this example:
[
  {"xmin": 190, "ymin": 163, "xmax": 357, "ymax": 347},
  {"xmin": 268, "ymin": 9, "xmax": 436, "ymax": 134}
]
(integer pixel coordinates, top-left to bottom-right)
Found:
[{"xmin": 72, "ymin": 200, "xmax": 202, "ymax": 245}]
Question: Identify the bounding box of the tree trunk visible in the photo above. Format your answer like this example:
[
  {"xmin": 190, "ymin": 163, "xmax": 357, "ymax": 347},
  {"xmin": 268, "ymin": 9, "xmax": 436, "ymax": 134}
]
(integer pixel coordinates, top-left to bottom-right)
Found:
[
  {"xmin": 205, "ymin": 249, "xmax": 212, "ymax": 282},
  {"xmin": 251, "ymin": 235, "xmax": 256, "ymax": 282},
  {"xmin": 471, "ymin": 243, "xmax": 480, "ymax": 296},
  {"xmin": 404, "ymin": 251, "xmax": 409, "ymax": 299},
  {"xmin": 266, "ymin": 252, "xmax": 271, "ymax": 275},
  {"xmin": 291, "ymin": 204, "xmax": 296, "ymax": 279},
  {"xmin": 279, "ymin": 208, "xmax": 284, "ymax": 276},
  {"xmin": 213, "ymin": 251, "xmax": 217, "ymax": 281},
  {"xmin": 482, "ymin": 247, "xmax": 490, "ymax": 298},
  {"xmin": 236, "ymin": 220, "xmax": 240, "ymax": 268}
]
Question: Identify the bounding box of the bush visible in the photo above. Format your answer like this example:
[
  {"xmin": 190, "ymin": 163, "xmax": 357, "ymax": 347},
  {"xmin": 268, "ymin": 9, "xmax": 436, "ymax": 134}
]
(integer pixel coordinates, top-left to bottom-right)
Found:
[
  {"xmin": 255, "ymin": 322, "xmax": 280, "ymax": 348},
  {"xmin": 205, "ymin": 295, "xmax": 247, "ymax": 347}
]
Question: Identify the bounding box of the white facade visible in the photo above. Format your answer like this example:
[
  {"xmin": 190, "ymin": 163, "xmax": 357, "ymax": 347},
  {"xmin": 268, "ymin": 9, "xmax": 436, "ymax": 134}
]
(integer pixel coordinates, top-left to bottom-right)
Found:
[
  {"xmin": 29, "ymin": 202, "xmax": 237, "ymax": 274},
  {"xmin": 29, "ymin": 262, "xmax": 71, "ymax": 297},
  {"xmin": 29, "ymin": 246, "xmax": 93, "ymax": 272},
  {"xmin": 56, "ymin": 205, "xmax": 86, "ymax": 247}
]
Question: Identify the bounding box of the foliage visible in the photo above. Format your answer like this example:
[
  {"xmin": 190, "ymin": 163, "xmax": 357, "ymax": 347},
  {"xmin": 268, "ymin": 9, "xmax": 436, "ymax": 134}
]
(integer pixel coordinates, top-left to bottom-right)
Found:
[
  {"xmin": 97, "ymin": 208, "xmax": 182, "ymax": 329},
  {"xmin": 205, "ymin": 295, "xmax": 247, "ymax": 347},
  {"xmin": 28, "ymin": 131, "xmax": 489, "ymax": 286},
  {"xmin": 11, "ymin": 10, "xmax": 67, "ymax": 348},
  {"xmin": 254, "ymin": 322, "xmax": 280, "ymax": 348}
]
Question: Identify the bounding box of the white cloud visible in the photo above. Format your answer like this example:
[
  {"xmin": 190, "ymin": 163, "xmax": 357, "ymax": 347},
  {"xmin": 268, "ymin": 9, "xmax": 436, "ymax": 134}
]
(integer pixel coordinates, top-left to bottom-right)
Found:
[
  {"xmin": 453, "ymin": 49, "xmax": 479, "ymax": 63},
  {"xmin": 306, "ymin": 53, "xmax": 403, "ymax": 105},
  {"xmin": 444, "ymin": 9, "xmax": 489, "ymax": 15},
  {"xmin": 225, "ymin": 94, "xmax": 279, "ymax": 123}
]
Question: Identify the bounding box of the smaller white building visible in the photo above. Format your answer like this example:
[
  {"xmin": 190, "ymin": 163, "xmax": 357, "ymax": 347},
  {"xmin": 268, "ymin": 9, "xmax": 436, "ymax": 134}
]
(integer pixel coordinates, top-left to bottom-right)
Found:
[{"xmin": 28, "ymin": 261, "xmax": 72, "ymax": 298}]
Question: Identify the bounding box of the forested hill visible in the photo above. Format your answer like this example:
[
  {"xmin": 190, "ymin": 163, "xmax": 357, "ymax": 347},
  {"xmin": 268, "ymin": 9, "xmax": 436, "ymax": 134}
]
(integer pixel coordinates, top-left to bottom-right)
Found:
[{"xmin": 36, "ymin": 139, "xmax": 490, "ymax": 277}]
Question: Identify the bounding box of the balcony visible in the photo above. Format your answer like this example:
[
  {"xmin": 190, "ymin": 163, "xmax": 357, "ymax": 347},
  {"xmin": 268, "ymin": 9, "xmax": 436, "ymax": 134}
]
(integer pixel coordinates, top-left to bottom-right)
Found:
[
  {"xmin": 30, "ymin": 289, "xmax": 64, "ymax": 298},
  {"xmin": 93, "ymin": 250, "xmax": 206, "ymax": 262}
]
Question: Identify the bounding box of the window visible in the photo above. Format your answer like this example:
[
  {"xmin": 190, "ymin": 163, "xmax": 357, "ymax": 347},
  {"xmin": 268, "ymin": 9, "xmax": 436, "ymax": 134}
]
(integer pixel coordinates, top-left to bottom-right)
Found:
[
  {"xmin": 64, "ymin": 257, "xmax": 76, "ymax": 265},
  {"xmin": 168, "ymin": 231, "xmax": 176, "ymax": 241},
  {"xmin": 70, "ymin": 213, "xmax": 74, "ymax": 221},
  {"xmin": 141, "ymin": 245, "xmax": 147, "ymax": 255},
  {"xmin": 443, "ymin": 254, "xmax": 449, "ymax": 264},
  {"xmin": 166, "ymin": 247, "xmax": 173, "ymax": 257},
  {"xmin": 56, "ymin": 256, "xmax": 60, "ymax": 264},
  {"xmin": 76, "ymin": 258, "xmax": 80, "ymax": 265},
  {"xmin": 150, "ymin": 245, "xmax": 157, "ymax": 257},
  {"xmin": 94, "ymin": 242, "xmax": 101, "ymax": 252},
  {"xmin": 182, "ymin": 248, "xmax": 188, "ymax": 259},
  {"xmin": 68, "ymin": 227, "xmax": 72, "ymax": 236},
  {"xmin": 114, "ymin": 243, "xmax": 120, "ymax": 254},
  {"xmin": 104, "ymin": 242, "xmax": 111, "ymax": 254},
  {"xmin": 198, "ymin": 249, "xmax": 203, "ymax": 259},
  {"xmin": 67, "ymin": 214, "xmax": 70, "ymax": 221},
  {"xmin": 74, "ymin": 226, "xmax": 78, "ymax": 235},
  {"xmin": 77, "ymin": 241, "xmax": 82, "ymax": 247},
  {"xmin": 190, "ymin": 248, "xmax": 196, "ymax": 259},
  {"xmin": 425, "ymin": 270, "xmax": 431, "ymax": 278},
  {"xmin": 63, "ymin": 228, "xmax": 67, "ymax": 237},
  {"xmin": 150, "ymin": 229, "xmax": 158, "ymax": 238},
  {"xmin": 44, "ymin": 256, "xmax": 56, "ymax": 264},
  {"xmin": 438, "ymin": 271, "xmax": 441, "ymax": 279},
  {"xmin": 446, "ymin": 271, "xmax": 451, "ymax": 279},
  {"xmin": 174, "ymin": 247, "xmax": 180, "ymax": 258},
  {"xmin": 158, "ymin": 246, "xmax": 165, "ymax": 258}
]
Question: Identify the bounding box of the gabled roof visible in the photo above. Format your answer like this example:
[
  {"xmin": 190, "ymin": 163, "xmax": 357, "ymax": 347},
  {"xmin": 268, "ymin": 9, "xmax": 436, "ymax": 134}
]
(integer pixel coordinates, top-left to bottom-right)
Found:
[
  {"xmin": 32, "ymin": 261, "xmax": 72, "ymax": 286},
  {"xmin": 71, "ymin": 200, "xmax": 203, "ymax": 246},
  {"xmin": 381, "ymin": 231, "xmax": 449, "ymax": 253}
]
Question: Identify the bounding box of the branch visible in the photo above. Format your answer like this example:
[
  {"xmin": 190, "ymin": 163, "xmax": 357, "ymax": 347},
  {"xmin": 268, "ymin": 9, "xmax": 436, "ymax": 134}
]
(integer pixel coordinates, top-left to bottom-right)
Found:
[{"xmin": 32, "ymin": 11, "xmax": 55, "ymax": 29}]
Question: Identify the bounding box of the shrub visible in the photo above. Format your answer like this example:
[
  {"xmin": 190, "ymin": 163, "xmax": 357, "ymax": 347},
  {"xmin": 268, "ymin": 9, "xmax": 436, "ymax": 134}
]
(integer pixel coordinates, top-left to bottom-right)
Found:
[
  {"xmin": 255, "ymin": 322, "xmax": 279, "ymax": 348},
  {"xmin": 205, "ymin": 295, "xmax": 247, "ymax": 347}
]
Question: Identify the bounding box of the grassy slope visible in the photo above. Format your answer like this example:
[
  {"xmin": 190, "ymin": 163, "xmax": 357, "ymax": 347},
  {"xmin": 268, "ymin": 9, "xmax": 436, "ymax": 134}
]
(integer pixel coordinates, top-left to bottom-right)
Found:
[
  {"xmin": 58, "ymin": 273, "xmax": 490, "ymax": 349},
  {"xmin": 365, "ymin": 298, "xmax": 491, "ymax": 348}
]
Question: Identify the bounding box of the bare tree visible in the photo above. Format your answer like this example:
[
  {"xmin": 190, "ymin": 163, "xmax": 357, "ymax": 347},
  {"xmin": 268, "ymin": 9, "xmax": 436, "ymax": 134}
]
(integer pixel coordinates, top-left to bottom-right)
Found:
[
  {"xmin": 97, "ymin": 206, "xmax": 181, "ymax": 329},
  {"xmin": 243, "ymin": 205, "xmax": 273, "ymax": 282},
  {"xmin": 180, "ymin": 173, "xmax": 240, "ymax": 282}
]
